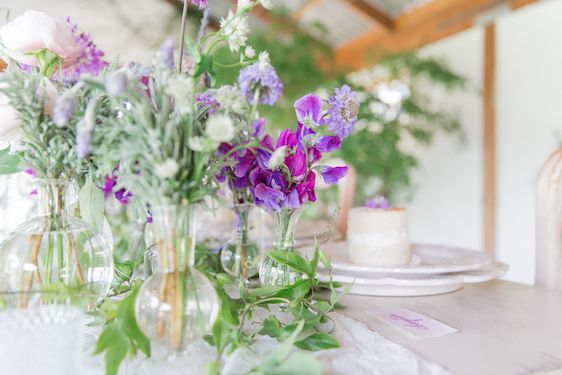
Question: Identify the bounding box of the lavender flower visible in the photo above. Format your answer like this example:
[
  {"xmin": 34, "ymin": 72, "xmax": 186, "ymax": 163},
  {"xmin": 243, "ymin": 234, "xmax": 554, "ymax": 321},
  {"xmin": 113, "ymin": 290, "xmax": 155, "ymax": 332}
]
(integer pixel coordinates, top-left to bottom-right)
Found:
[
  {"xmin": 53, "ymin": 94, "xmax": 77, "ymax": 128},
  {"xmin": 365, "ymin": 196, "xmax": 389, "ymax": 209},
  {"xmin": 76, "ymin": 122, "xmax": 93, "ymax": 159},
  {"xmin": 326, "ymin": 84, "xmax": 359, "ymax": 139},
  {"xmin": 251, "ymin": 118, "xmax": 265, "ymax": 138},
  {"xmin": 157, "ymin": 38, "xmax": 175, "ymax": 70},
  {"xmin": 105, "ymin": 71, "xmax": 129, "ymax": 96},
  {"xmin": 196, "ymin": 90, "xmax": 220, "ymax": 115},
  {"xmin": 238, "ymin": 63, "xmax": 283, "ymax": 106}
]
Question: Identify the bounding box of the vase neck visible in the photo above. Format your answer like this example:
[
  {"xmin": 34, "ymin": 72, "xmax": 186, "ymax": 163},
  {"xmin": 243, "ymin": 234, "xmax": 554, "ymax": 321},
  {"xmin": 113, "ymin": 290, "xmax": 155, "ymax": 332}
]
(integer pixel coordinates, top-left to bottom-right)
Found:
[
  {"xmin": 36, "ymin": 179, "xmax": 76, "ymax": 218},
  {"xmin": 271, "ymin": 208, "xmax": 303, "ymax": 251},
  {"xmin": 232, "ymin": 203, "xmax": 253, "ymax": 243},
  {"xmin": 151, "ymin": 204, "xmax": 197, "ymax": 273}
]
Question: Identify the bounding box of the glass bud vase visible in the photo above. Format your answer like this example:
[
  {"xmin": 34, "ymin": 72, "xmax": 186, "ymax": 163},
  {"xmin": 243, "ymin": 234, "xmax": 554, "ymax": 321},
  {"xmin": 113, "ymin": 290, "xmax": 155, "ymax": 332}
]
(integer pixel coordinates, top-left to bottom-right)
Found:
[
  {"xmin": 134, "ymin": 204, "xmax": 219, "ymax": 352},
  {"xmin": 0, "ymin": 179, "xmax": 114, "ymax": 308},
  {"xmin": 220, "ymin": 203, "xmax": 260, "ymax": 282},
  {"xmin": 259, "ymin": 208, "xmax": 305, "ymax": 287}
]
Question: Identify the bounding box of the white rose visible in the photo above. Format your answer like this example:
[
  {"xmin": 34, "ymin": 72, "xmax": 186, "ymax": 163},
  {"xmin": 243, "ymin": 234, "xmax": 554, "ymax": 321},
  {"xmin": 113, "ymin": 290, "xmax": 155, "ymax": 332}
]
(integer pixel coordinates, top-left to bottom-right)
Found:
[
  {"xmin": 206, "ymin": 114, "xmax": 234, "ymax": 143},
  {"xmin": 154, "ymin": 158, "xmax": 179, "ymax": 179},
  {"xmin": 0, "ymin": 10, "xmax": 80, "ymax": 67},
  {"xmin": 267, "ymin": 146, "xmax": 287, "ymax": 170}
]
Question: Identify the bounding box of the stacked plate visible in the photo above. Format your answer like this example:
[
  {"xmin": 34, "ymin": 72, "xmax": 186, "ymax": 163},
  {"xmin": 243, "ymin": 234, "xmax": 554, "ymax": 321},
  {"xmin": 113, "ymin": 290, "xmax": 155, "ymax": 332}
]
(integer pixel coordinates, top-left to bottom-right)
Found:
[{"xmin": 308, "ymin": 241, "xmax": 508, "ymax": 297}]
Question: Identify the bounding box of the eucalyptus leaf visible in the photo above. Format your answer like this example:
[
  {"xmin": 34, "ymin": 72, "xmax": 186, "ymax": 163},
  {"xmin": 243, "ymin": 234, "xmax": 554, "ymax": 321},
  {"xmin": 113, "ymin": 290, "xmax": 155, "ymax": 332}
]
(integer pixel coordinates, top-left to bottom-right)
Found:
[{"xmin": 78, "ymin": 179, "xmax": 105, "ymax": 232}]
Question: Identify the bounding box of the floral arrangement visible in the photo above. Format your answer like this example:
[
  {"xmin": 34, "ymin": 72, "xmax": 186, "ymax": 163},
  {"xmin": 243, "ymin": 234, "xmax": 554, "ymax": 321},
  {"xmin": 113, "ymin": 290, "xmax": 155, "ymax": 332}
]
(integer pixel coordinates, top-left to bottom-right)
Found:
[{"xmin": 0, "ymin": 1, "xmax": 359, "ymax": 374}]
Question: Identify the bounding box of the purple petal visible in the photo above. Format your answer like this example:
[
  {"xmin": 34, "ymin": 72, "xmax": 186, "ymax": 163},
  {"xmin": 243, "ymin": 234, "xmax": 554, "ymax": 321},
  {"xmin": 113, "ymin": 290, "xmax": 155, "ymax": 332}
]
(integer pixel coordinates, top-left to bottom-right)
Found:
[
  {"xmin": 320, "ymin": 166, "xmax": 348, "ymax": 185},
  {"xmin": 254, "ymin": 183, "xmax": 286, "ymax": 211},
  {"xmin": 365, "ymin": 196, "xmax": 389, "ymax": 209},
  {"xmin": 276, "ymin": 129, "xmax": 298, "ymax": 148},
  {"xmin": 251, "ymin": 118, "xmax": 266, "ymax": 138},
  {"xmin": 316, "ymin": 136, "xmax": 341, "ymax": 152},
  {"xmin": 294, "ymin": 94, "xmax": 322, "ymax": 126}
]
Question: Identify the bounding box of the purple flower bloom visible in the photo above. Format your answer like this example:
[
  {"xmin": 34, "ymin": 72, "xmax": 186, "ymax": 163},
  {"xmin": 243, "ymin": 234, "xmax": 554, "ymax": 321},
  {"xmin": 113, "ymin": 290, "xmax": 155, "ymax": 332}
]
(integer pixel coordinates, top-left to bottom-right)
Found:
[
  {"xmin": 296, "ymin": 172, "xmax": 316, "ymax": 204},
  {"xmin": 158, "ymin": 38, "xmax": 175, "ymax": 70},
  {"xmin": 316, "ymin": 135, "xmax": 341, "ymax": 152},
  {"xmin": 188, "ymin": 0, "xmax": 208, "ymax": 9},
  {"xmin": 251, "ymin": 118, "xmax": 265, "ymax": 138},
  {"xmin": 254, "ymin": 183, "xmax": 286, "ymax": 211},
  {"xmin": 24, "ymin": 168, "xmax": 36, "ymax": 177},
  {"xmin": 365, "ymin": 196, "xmax": 389, "ymax": 209},
  {"xmin": 101, "ymin": 171, "xmax": 132, "ymax": 205},
  {"xmin": 60, "ymin": 18, "xmax": 108, "ymax": 83},
  {"xmin": 294, "ymin": 93, "xmax": 323, "ymax": 127},
  {"xmin": 326, "ymin": 84, "xmax": 359, "ymax": 139},
  {"xmin": 238, "ymin": 63, "xmax": 283, "ymax": 106},
  {"xmin": 196, "ymin": 91, "xmax": 220, "ymax": 115},
  {"xmin": 319, "ymin": 166, "xmax": 348, "ymax": 185},
  {"xmin": 53, "ymin": 94, "xmax": 77, "ymax": 128}
]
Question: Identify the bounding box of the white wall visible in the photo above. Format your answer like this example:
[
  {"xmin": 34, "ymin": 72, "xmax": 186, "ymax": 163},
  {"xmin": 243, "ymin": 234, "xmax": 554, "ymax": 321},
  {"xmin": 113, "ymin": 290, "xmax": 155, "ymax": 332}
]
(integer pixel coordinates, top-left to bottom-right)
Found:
[{"xmin": 407, "ymin": 0, "xmax": 562, "ymax": 284}]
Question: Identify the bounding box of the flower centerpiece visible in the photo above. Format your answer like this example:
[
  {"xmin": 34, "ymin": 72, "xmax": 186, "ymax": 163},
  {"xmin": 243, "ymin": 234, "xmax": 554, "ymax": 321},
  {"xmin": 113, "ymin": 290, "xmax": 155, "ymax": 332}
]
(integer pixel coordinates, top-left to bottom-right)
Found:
[
  {"xmin": 0, "ymin": 10, "xmax": 113, "ymax": 308},
  {"xmin": 216, "ymin": 60, "xmax": 283, "ymax": 282},
  {"xmin": 253, "ymin": 88, "xmax": 359, "ymax": 286},
  {"xmin": 82, "ymin": 0, "xmax": 277, "ymax": 352}
]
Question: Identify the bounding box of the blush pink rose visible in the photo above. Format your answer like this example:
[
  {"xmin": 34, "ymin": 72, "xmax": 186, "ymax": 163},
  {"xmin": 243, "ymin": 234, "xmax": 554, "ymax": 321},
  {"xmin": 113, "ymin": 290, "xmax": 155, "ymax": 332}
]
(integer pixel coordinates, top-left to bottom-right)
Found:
[{"xmin": 0, "ymin": 10, "xmax": 80, "ymax": 67}]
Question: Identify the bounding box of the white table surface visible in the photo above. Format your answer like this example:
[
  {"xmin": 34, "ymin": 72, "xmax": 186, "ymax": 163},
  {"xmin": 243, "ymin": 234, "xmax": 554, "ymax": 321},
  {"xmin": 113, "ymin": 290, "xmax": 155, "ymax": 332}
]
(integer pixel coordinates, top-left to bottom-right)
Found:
[{"xmin": 338, "ymin": 280, "xmax": 562, "ymax": 375}]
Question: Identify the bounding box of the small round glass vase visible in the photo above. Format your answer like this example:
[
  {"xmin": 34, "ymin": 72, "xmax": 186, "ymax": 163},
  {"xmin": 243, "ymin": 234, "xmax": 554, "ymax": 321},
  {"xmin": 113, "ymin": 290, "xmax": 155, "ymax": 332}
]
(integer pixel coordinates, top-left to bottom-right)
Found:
[
  {"xmin": 220, "ymin": 203, "xmax": 260, "ymax": 282},
  {"xmin": 134, "ymin": 204, "xmax": 219, "ymax": 353},
  {"xmin": 259, "ymin": 208, "xmax": 305, "ymax": 287},
  {"xmin": 0, "ymin": 179, "xmax": 114, "ymax": 308}
]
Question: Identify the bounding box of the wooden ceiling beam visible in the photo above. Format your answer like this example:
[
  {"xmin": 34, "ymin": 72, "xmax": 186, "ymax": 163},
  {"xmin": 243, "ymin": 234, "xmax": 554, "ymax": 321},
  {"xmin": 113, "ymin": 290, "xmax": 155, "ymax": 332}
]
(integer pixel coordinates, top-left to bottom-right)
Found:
[
  {"xmin": 342, "ymin": 0, "xmax": 394, "ymax": 30},
  {"xmin": 334, "ymin": 0, "xmax": 540, "ymax": 69}
]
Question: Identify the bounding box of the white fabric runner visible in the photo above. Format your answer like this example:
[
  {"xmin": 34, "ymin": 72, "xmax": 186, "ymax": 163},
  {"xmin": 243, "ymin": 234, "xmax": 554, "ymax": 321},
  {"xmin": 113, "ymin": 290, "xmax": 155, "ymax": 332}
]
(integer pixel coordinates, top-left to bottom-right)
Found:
[{"xmin": 0, "ymin": 305, "xmax": 450, "ymax": 375}]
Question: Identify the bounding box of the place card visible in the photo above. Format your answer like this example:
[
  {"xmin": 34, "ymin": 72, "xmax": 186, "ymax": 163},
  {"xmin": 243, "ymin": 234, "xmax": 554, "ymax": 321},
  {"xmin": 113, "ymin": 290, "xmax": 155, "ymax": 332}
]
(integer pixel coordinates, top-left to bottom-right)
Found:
[{"xmin": 373, "ymin": 308, "xmax": 458, "ymax": 338}]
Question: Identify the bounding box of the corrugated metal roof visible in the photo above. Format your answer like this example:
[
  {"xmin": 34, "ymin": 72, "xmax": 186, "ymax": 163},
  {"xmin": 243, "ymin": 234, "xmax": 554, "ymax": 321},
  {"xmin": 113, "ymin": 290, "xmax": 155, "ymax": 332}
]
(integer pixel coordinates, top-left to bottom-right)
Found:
[
  {"xmin": 298, "ymin": 0, "xmax": 376, "ymax": 46},
  {"xmin": 362, "ymin": 0, "xmax": 432, "ymax": 18}
]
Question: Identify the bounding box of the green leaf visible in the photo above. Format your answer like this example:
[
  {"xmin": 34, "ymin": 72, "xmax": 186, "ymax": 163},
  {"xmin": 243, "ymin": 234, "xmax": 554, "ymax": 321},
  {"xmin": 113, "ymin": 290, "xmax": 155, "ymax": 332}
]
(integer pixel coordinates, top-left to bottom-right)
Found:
[
  {"xmin": 194, "ymin": 54, "xmax": 214, "ymax": 78},
  {"xmin": 266, "ymin": 351, "xmax": 322, "ymax": 375},
  {"xmin": 310, "ymin": 243, "xmax": 320, "ymax": 275},
  {"xmin": 78, "ymin": 179, "xmax": 105, "ymax": 232},
  {"xmin": 0, "ymin": 148, "xmax": 21, "ymax": 175},
  {"xmin": 318, "ymin": 249, "xmax": 331, "ymax": 271},
  {"xmin": 246, "ymin": 285, "xmax": 285, "ymax": 299},
  {"xmin": 268, "ymin": 251, "xmax": 312, "ymax": 277},
  {"xmin": 295, "ymin": 333, "xmax": 340, "ymax": 351},
  {"xmin": 275, "ymin": 279, "xmax": 312, "ymax": 300},
  {"xmin": 259, "ymin": 316, "xmax": 283, "ymax": 338}
]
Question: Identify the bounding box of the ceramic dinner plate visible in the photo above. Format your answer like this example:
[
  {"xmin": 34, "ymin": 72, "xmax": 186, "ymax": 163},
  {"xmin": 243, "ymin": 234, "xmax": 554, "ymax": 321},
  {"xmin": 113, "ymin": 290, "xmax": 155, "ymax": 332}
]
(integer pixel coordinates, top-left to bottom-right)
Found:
[
  {"xmin": 317, "ymin": 262, "xmax": 509, "ymax": 297},
  {"xmin": 308, "ymin": 241, "xmax": 494, "ymax": 276}
]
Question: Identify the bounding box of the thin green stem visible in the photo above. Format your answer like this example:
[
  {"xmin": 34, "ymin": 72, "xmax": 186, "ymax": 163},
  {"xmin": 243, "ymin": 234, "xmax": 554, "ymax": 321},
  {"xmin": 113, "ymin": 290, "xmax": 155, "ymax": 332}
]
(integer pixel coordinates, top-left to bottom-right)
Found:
[{"xmin": 178, "ymin": 0, "xmax": 189, "ymax": 74}]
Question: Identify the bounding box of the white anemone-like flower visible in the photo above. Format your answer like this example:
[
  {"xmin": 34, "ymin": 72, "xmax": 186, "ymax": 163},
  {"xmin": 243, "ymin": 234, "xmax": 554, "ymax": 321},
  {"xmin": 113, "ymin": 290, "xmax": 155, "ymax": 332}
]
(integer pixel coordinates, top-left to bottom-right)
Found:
[
  {"xmin": 258, "ymin": 51, "xmax": 270, "ymax": 72},
  {"xmin": 220, "ymin": 11, "xmax": 250, "ymax": 52},
  {"xmin": 215, "ymin": 86, "xmax": 248, "ymax": 115},
  {"xmin": 206, "ymin": 114, "xmax": 235, "ymax": 143},
  {"xmin": 154, "ymin": 158, "xmax": 179, "ymax": 179},
  {"xmin": 188, "ymin": 136, "xmax": 204, "ymax": 151},
  {"xmin": 244, "ymin": 46, "xmax": 256, "ymax": 59},
  {"xmin": 165, "ymin": 76, "xmax": 193, "ymax": 113},
  {"xmin": 267, "ymin": 146, "xmax": 287, "ymax": 170}
]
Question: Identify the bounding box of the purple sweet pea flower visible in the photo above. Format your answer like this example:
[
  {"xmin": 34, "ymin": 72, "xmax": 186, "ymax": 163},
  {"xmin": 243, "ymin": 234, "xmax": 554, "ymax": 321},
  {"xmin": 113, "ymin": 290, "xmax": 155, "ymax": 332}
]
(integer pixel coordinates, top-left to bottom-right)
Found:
[
  {"xmin": 316, "ymin": 135, "xmax": 341, "ymax": 152},
  {"xmin": 285, "ymin": 150, "xmax": 307, "ymax": 180},
  {"xmin": 254, "ymin": 183, "xmax": 286, "ymax": 211},
  {"xmin": 296, "ymin": 172, "xmax": 316, "ymax": 204},
  {"xmin": 365, "ymin": 196, "xmax": 389, "ymax": 209},
  {"xmin": 294, "ymin": 93, "xmax": 323, "ymax": 127},
  {"xmin": 276, "ymin": 129, "xmax": 298, "ymax": 149},
  {"xmin": 319, "ymin": 166, "xmax": 348, "ymax": 185}
]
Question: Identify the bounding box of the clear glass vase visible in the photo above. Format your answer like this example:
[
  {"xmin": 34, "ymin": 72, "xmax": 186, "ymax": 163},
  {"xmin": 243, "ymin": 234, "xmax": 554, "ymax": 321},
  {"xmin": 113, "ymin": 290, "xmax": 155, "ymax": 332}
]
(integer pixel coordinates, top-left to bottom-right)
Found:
[
  {"xmin": 0, "ymin": 179, "xmax": 114, "ymax": 308},
  {"xmin": 259, "ymin": 208, "xmax": 305, "ymax": 286},
  {"xmin": 134, "ymin": 204, "xmax": 219, "ymax": 352},
  {"xmin": 220, "ymin": 203, "xmax": 260, "ymax": 282}
]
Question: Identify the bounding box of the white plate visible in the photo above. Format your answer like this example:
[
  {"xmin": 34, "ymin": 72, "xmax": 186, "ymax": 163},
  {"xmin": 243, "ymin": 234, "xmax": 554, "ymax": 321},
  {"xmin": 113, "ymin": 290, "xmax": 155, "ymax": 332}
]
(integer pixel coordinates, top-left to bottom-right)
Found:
[
  {"xmin": 318, "ymin": 263, "xmax": 508, "ymax": 297},
  {"xmin": 310, "ymin": 241, "xmax": 493, "ymax": 276}
]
